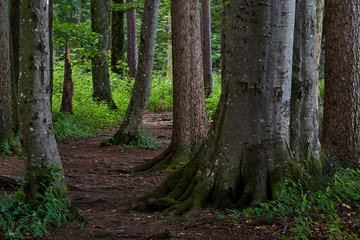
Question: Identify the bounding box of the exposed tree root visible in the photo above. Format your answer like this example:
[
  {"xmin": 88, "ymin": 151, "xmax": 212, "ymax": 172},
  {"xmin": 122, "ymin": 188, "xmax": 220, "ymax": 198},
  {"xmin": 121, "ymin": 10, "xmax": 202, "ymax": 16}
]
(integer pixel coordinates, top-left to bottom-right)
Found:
[{"xmin": 0, "ymin": 175, "xmax": 19, "ymax": 188}]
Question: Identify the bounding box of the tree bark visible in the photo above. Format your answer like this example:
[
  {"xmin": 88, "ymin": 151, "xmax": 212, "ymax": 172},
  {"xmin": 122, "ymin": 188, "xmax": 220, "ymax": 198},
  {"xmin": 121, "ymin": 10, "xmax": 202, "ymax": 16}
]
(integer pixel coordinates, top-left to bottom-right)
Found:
[
  {"xmin": 111, "ymin": 0, "xmax": 126, "ymax": 75},
  {"xmin": 316, "ymin": 0, "xmax": 324, "ymax": 138},
  {"xmin": 201, "ymin": 0, "xmax": 212, "ymax": 97},
  {"xmin": 126, "ymin": 0, "xmax": 138, "ymax": 79},
  {"xmin": 290, "ymin": 0, "xmax": 321, "ymax": 167},
  {"xmin": 90, "ymin": 0, "xmax": 117, "ymax": 109},
  {"xmin": 60, "ymin": 43, "xmax": 74, "ymax": 114},
  {"xmin": 322, "ymin": 0, "xmax": 360, "ymax": 168},
  {"xmin": 220, "ymin": 0, "xmax": 229, "ymax": 88},
  {"xmin": 133, "ymin": 0, "xmax": 207, "ymax": 172},
  {"xmin": 140, "ymin": 0, "xmax": 296, "ymax": 213},
  {"xmin": 102, "ymin": 0, "xmax": 160, "ymax": 146},
  {"xmin": 19, "ymin": 0, "xmax": 66, "ymax": 201}
]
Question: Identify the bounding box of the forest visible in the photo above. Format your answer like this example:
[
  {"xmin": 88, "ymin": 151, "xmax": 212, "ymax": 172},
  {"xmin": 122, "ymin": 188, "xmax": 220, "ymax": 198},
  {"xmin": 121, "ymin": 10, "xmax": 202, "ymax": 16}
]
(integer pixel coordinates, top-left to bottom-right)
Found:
[{"xmin": 0, "ymin": 0, "xmax": 360, "ymax": 239}]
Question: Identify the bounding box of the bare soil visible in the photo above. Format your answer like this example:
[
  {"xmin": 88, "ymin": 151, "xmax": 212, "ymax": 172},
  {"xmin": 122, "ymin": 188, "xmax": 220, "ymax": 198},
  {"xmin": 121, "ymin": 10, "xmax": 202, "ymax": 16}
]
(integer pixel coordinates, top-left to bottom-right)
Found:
[{"xmin": 1, "ymin": 112, "xmax": 359, "ymax": 240}]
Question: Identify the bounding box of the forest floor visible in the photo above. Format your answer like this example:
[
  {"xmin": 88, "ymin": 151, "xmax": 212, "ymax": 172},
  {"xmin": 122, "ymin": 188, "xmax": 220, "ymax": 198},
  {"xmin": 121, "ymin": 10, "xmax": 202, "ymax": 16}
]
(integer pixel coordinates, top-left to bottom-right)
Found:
[{"xmin": 0, "ymin": 112, "xmax": 359, "ymax": 240}]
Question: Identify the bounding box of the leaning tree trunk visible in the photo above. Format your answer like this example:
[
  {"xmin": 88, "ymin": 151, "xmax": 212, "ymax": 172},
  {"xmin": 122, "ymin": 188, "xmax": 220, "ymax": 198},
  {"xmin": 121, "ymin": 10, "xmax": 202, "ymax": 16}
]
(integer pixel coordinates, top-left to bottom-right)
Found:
[
  {"xmin": 102, "ymin": 0, "xmax": 160, "ymax": 146},
  {"xmin": 0, "ymin": 0, "xmax": 13, "ymax": 146},
  {"xmin": 126, "ymin": 0, "xmax": 138, "ymax": 79},
  {"xmin": 133, "ymin": 0, "xmax": 207, "ymax": 172},
  {"xmin": 111, "ymin": 0, "xmax": 125, "ymax": 76},
  {"xmin": 90, "ymin": 0, "xmax": 117, "ymax": 109},
  {"xmin": 290, "ymin": 0, "xmax": 322, "ymax": 168},
  {"xmin": 139, "ymin": 0, "xmax": 296, "ymax": 213},
  {"xmin": 201, "ymin": 0, "xmax": 212, "ymax": 97},
  {"xmin": 322, "ymin": 0, "xmax": 360, "ymax": 168}
]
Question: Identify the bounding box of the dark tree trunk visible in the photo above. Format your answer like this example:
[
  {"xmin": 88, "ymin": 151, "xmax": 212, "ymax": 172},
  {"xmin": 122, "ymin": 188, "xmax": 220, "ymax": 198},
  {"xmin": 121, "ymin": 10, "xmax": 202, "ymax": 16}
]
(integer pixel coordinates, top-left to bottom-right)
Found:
[
  {"xmin": 322, "ymin": 0, "xmax": 360, "ymax": 168},
  {"xmin": 316, "ymin": 0, "xmax": 324, "ymax": 139},
  {"xmin": 102, "ymin": 0, "xmax": 160, "ymax": 146},
  {"xmin": 90, "ymin": 0, "xmax": 117, "ymax": 109},
  {"xmin": 290, "ymin": 0, "xmax": 321, "ymax": 166},
  {"xmin": 111, "ymin": 0, "xmax": 125, "ymax": 75},
  {"xmin": 201, "ymin": 0, "xmax": 212, "ymax": 97},
  {"xmin": 0, "ymin": 0, "xmax": 13, "ymax": 145},
  {"xmin": 60, "ymin": 43, "xmax": 74, "ymax": 114},
  {"xmin": 19, "ymin": 0, "xmax": 66, "ymax": 201},
  {"xmin": 126, "ymin": 0, "xmax": 138, "ymax": 79},
  {"xmin": 133, "ymin": 0, "xmax": 207, "ymax": 172},
  {"xmin": 220, "ymin": 0, "xmax": 229, "ymax": 88},
  {"xmin": 49, "ymin": 0, "xmax": 54, "ymax": 108},
  {"xmin": 140, "ymin": 0, "xmax": 296, "ymax": 213}
]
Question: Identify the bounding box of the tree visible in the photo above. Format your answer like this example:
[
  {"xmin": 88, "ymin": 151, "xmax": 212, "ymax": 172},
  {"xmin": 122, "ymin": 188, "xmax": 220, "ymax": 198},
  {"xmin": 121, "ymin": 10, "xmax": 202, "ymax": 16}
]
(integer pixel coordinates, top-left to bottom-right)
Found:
[
  {"xmin": 19, "ymin": 0, "xmax": 66, "ymax": 200},
  {"xmin": 126, "ymin": 0, "xmax": 138, "ymax": 79},
  {"xmin": 139, "ymin": 0, "xmax": 296, "ymax": 212},
  {"xmin": 290, "ymin": 0, "xmax": 321, "ymax": 166},
  {"xmin": 90, "ymin": 0, "xmax": 117, "ymax": 109},
  {"xmin": 111, "ymin": 0, "xmax": 126, "ymax": 75},
  {"xmin": 201, "ymin": 0, "xmax": 212, "ymax": 97},
  {"xmin": 0, "ymin": 0, "xmax": 12, "ymax": 146},
  {"xmin": 322, "ymin": 0, "xmax": 360, "ymax": 168},
  {"xmin": 102, "ymin": 0, "xmax": 160, "ymax": 146},
  {"xmin": 60, "ymin": 43, "xmax": 74, "ymax": 114},
  {"xmin": 133, "ymin": 0, "xmax": 207, "ymax": 172}
]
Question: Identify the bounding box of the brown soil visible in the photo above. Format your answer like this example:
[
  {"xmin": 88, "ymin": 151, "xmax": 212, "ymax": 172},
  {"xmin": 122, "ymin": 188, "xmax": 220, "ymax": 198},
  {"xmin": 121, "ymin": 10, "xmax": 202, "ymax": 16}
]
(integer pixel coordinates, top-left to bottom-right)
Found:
[{"xmin": 1, "ymin": 112, "xmax": 359, "ymax": 240}]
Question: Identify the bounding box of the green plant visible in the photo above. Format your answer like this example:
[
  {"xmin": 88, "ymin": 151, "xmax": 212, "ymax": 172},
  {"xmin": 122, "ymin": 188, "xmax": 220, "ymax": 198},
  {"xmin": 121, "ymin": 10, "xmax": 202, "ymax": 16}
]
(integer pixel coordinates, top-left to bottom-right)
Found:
[
  {"xmin": 120, "ymin": 127, "xmax": 163, "ymax": 150},
  {"xmin": 0, "ymin": 132, "xmax": 20, "ymax": 156},
  {"xmin": 205, "ymin": 73, "xmax": 221, "ymax": 118}
]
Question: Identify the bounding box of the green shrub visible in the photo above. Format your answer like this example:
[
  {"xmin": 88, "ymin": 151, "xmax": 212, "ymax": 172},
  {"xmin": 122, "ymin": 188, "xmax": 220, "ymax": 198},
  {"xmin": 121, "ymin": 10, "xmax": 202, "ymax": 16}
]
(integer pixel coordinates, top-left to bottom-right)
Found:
[
  {"xmin": 119, "ymin": 126, "xmax": 163, "ymax": 150},
  {"xmin": 206, "ymin": 73, "xmax": 221, "ymax": 118},
  {"xmin": 148, "ymin": 71, "xmax": 173, "ymax": 112}
]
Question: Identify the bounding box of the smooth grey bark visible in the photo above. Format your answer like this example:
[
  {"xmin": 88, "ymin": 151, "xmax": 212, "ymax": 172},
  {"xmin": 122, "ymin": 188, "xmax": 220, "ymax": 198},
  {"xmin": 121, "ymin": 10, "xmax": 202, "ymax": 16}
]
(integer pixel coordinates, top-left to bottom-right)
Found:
[
  {"xmin": 111, "ymin": 0, "xmax": 125, "ymax": 75},
  {"xmin": 19, "ymin": 0, "xmax": 66, "ymax": 201},
  {"xmin": 103, "ymin": 0, "xmax": 160, "ymax": 146},
  {"xmin": 322, "ymin": 0, "xmax": 360, "ymax": 168},
  {"xmin": 0, "ymin": 0, "xmax": 13, "ymax": 145},
  {"xmin": 201, "ymin": 0, "xmax": 212, "ymax": 97},
  {"xmin": 290, "ymin": 0, "xmax": 321, "ymax": 166},
  {"xmin": 90, "ymin": 0, "xmax": 117, "ymax": 109},
  {"xmin": 126, "ymin": 0, "xmax": 138, "ymax": 79},
  {"xmin": 141, "ymin": 0, "xmax": 296, "ymax": 212}
]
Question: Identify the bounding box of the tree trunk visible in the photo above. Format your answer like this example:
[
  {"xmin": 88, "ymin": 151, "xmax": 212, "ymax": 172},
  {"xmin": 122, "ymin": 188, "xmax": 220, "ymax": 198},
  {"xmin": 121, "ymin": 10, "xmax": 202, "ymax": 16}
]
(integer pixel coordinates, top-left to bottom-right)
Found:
[
  {"xmin": 316, "ymin": 0, "xmax": 324, "ymax": 139},
  {"xmin": 322, "ymin": 0, "xmax": 360, "ymax": 168},
  {"xmin": 90, "ymin": 0, "xmax": 117, "ymax": 109},
  {"xmin": 201, "ymin": 0, "xmax": 212, "ymax": 97},
  {"xmin": 126, "ymin": 0, "xmax": 138, "ymax": 79},
  {"xmin": 140, "ymin": 0, "xmax": 296, "ymax": 213},
  {"xmin": 133, "ymin": 0, "xmax": 207, "ymax": 172},
  {"xmin": 49, "ymin": 0, "xmax": 54, "ymax": 108},
  {"xmin": 290, "ymin": 0, "xmax": 321, "ymax": 167},
  {"xmin": 0, "ymin": 0, "xmax": 13, "ymax": 146},
  {"xmin": 111, "ymin": 0, "xmax": 126, "ymax": 75},
  {"xmin": 60, "ymin": 43, "xmax": 74, "ymax": 114},
  {"xmin": 102, "ymin": 0, "xmax": 160, "ymax": 146},
  {"xmin": 19, "ymin": 0, "xmax": 66, "ymax": 201},
  {"xmin": 220, "ymin": 0, "xmax": 229, "ymax": 88}
]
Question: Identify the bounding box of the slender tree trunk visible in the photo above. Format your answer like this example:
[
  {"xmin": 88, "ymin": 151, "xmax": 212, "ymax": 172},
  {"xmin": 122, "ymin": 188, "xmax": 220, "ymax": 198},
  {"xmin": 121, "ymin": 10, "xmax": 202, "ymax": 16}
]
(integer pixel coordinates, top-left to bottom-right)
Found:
[
  {"xmin": 201, "ymin": 0, "xmax": 212, "ymax": 97},
  {"xmin": 220, "ymin": 0, "xmax": 229, "ymax": 88},
  {"xmin": 322, "ymin": 0, "xmax": 360, "ymax": 168},
  {"xmin": 140, "ymin": 0, "xmax": 296, "ymax": 213},
  {"xmin": 316, "ymin": 0, "xmax": 324, "ymax": 138},
  {"xmin": 133, "ymin": 0, "xmax": 207, "ymax": 172},
  {"xmin": 19, "ymin": 0, "xmax": 66, "ymax": 201},
  {"xmin": 49, "ymin": 0, "xmax": 54, "ymax": 108},
  {"xmin": 0, "ymin": 0, "xmax": 13, "ymax": 146},
  {"xmin": 126, "ymin": 0, "xmax": 138, "ymax": 79},
  {"xmin": 60, "ymin": 43, "xmax": 74, "ymax": 114},
  {"xmin": 90, "ymin": 0, "xmax": 117, "ymax": 109},
  {"xmin": 102, "ymin": 0, "xmax": 160, "ymax": 146},
  {"xmin": 290, "ymin": 0, "xmax": 321, "ymax": 167},
  {"xmin": 111, "ymin": 0, "xmax": 125, "ymax": 75}
]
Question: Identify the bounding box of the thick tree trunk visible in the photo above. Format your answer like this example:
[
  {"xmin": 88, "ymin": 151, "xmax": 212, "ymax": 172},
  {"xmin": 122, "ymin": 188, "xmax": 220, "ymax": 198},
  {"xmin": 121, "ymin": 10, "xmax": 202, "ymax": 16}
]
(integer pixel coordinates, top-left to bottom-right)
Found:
[
  {"xmin": 90, "ymin": 0, "xmax": 117, "ymax": 109},
  {"xmin": 19, "ymin": 0, "xmax": 66, "ymax": 201},
  {"xmin": 0, "ymin": 0, "xmax": 13, "ymax": 146},
  {"xmin": 126, "ymin": 0, "xmax": 138, "ymax": 79},
  {"xmin": 140, "ymin": 0, "xmax": 296, "ymax": 213},
  {"xmin": 201, "ymin": 0, "xmax": 212, "ymax": 97},
  {"xmin": 322, "ymin": 0, "xmax": 360, "ymax": 168},
  {"xmin": 290, "ymin": 0, "xmax": 321, "ymax": 167},
  {"xmin": 220, "ymin": 0, "xmax": 229, "ymax": 88},
  {"xmin": 60, "ymin": 43, "xmax": 74, "ymax": 114},
  {"xmin": 111, "ymin": 0, "xmax": 125, "ymax": 75},
  {"xmin": 102, "ymin": 0, "xmax": 160, "ymax": 146}
]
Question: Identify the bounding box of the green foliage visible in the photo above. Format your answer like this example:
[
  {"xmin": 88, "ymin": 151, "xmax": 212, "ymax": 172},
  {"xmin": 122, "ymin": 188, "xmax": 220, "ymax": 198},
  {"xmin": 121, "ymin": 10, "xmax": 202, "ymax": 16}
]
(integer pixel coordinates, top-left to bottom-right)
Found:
[
  {"xmin": 0, "ymin": 166, "xmax": 75, "ymax": 240},
  {"xmin": 206, "ymin": 73, "xmax": 221, "ymax": 118},
  {"xmin": 120, "ymin": 127, "xmax": 162, "ymax": 150},
  {"xmin": 148, "ymin": 71, "xmax": 173, "ymax": 112},
  {"xmin": 319, "ymin": 78, "xmax": 324, "ymax": 103},
  {"xmin": 0, "ymin": 133, "xmax": 20, "ymax": 156}
]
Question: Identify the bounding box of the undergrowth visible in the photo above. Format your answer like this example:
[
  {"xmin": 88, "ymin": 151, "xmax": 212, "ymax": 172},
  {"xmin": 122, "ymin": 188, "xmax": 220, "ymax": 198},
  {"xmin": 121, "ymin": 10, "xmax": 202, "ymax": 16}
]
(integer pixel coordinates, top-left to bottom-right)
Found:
[{"xmin": 119, "ymin": 127, "xmax": 163, "ymax": 150}]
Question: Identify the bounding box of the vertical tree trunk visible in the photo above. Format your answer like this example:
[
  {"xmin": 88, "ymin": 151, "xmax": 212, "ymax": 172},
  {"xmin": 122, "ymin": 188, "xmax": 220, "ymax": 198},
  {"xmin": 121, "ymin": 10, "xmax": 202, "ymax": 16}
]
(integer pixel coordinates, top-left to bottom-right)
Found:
[
  {"xmin": 19, "ymin": 0, "xmax": 66, "ymax": 201},
  {"xmin": 140, "ymin": 0, "xmax": 296, "ymax": 213},
  {"xmin": 102, "ymin": 0, "xmax": 160, "ymax": 146},
  {"xmin": 201, "ymin": 0, "xmax": 212, "ymax": 97},
  {"xmin": 126, "ymin": 0, "xmax": 138, "ymax": 79},
  {"xmin": 90, "ymin": 0, "xmax": 117, "ymax": 109},
  {"xmin": 49, "ymin": 0, "xmax": 54, "ymax": 108},
  {"xmin": 0, "ymin": 0, "xmax": 13, "ymax": 145},
  {"xmin": 133, "ymin": 0, "xmax": 207, "ymax": 172},
  {"xmin": 322, "ymin": 0, "xmax": 360, "ymax": 168},
  {"xmin": 290, "ymin": 0, "xmax": 321, "ymax": 167},
  {"xmin": 220, "ymin": 0, "xmax": 229, "ymax": 88},
  {"xmin": 316, "ymin": 0, "xmax": 324, "ymax": 138},
  {"xmin": 60, "ymin": 43, "xmax": 74, "ymax": 114},
  {"xmin": 111, "ymin": 0, "xmax": 126, "ymax": 75}
]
